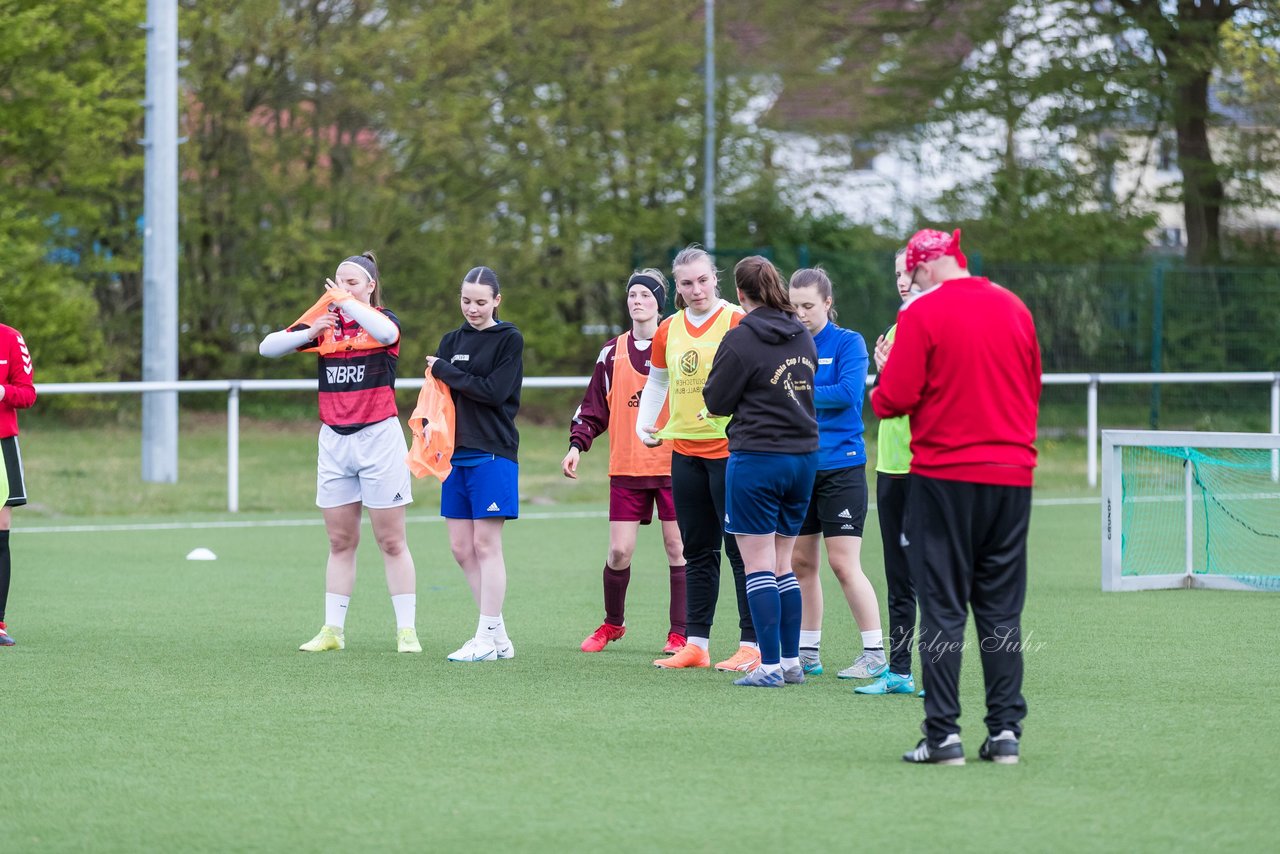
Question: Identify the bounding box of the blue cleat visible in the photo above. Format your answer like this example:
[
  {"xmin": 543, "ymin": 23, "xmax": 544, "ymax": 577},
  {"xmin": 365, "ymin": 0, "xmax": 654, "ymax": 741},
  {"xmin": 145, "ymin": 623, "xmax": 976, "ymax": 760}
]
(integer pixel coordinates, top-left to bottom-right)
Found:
[
  {"xmin": 0, "ymin": 624, "xmax": 13, "ymax": 647},
  {"xmin": 734, "ymin": 667, "xmax": 785, "ymax": 688},
  {"xmin": 782, "ymin": 664, "xmax": 806, "ymax": 685},
  {"xmin": 854, "ymin": 671, "xmax": 916, "ymax": 695}
]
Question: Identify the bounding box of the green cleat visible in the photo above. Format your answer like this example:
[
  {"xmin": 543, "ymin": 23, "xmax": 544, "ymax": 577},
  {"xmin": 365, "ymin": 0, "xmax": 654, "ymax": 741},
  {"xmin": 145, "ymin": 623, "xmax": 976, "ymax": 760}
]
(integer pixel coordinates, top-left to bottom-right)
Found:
[
  {"xmin": 299, "ymin": 625, "xmax": 344, "ymax": 652},
  {"xmin": 397, "ymin": 627, "xmax": 422, "ymax": 653}
]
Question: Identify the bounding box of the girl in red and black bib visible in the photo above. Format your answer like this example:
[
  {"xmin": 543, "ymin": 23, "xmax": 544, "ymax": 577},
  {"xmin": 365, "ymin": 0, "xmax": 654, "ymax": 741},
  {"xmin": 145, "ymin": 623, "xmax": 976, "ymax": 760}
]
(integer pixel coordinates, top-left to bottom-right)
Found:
[{"xmin": 259, "ymin": 252, "xmax": 420, "ymax": 654}]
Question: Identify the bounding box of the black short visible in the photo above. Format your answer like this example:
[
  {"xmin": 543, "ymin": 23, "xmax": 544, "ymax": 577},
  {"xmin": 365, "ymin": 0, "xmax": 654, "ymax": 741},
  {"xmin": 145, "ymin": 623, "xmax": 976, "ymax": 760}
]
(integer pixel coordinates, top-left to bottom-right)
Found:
[
  {"xmin": 1, "ymin": 436, "xmax": 27, "ymax": 507},
  {"xmin": 799, "ymin": 464, "xmax": 867, "ymax": 538}
]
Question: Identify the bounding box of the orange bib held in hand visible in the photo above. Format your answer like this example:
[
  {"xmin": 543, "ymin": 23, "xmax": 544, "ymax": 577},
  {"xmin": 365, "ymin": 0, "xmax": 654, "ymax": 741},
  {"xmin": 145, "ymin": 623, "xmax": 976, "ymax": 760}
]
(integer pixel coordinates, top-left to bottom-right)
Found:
[
  {"xmin": 292, "ymin": 291, "xmax": 391, "ymax": 355},
  {"xmin": 405, "ymin": 371, "xmax": 456, "ymax": 481}
]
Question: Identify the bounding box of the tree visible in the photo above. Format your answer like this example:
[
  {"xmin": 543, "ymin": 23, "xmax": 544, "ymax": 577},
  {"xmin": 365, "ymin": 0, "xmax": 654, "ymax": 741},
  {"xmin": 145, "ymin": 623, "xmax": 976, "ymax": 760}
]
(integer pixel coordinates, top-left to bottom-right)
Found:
[
  {"xmin": 0, "ymin": 0, "xmax": 143, "ymax": 381},
  {"xmin": 178, "ymin": 0, "xmax": 753, "ymax": 377},
  {"xmin": 1111, "ymin": 0, "xmax": 1277, "ymax": 264}
]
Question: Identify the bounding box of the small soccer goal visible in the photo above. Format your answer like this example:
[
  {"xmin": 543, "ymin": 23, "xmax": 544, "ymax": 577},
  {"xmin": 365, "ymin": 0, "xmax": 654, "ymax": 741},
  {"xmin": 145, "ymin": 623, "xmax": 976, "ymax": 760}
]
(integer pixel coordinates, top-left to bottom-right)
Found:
[{"xmin": 1101, "ymin": 430, "xmax": 1280, "ymax": 592}]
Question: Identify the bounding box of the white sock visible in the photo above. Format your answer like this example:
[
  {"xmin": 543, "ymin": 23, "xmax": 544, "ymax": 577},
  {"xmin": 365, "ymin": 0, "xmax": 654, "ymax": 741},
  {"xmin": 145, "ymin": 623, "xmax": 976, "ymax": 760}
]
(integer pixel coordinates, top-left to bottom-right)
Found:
[
  {"xmin": 861, "ymin": 629, "xmax": 884, "ymax": 650},
  {"xmin": 492, "ymin": 613, "xmax": 510, "ymax": 643},
  {"xmin": 759, "ymin": 662, "xmax": 782, "ymax": 675},
  {"xmin": 325, "ymin": 593, "xmax": 350, "ymax": 629},
  {"xmin": 742, "ymin": 641, "xmax": 759, "ymax": 650},
  {"xmin": 477, "ymin": 614, "xmax": 501, "ymax": 643},
  {"xmin": 781, "ymin": 656, "xmax": 800, "ymax": 670},
  {"xmin": 799, "ymin": 630, "xmax": 821, "ymax": 650},
  {"xmin": 687, "ymin": 636, "xmax": 710, "ymax": 650},
  {"xmin": 391, "ymin": 594, "xmax": 416, "ymax": 630}
]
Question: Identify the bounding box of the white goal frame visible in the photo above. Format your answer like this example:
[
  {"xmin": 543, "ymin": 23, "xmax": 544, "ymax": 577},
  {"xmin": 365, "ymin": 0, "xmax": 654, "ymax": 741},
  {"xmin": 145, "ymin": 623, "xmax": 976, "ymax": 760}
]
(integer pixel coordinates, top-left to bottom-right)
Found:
[{"xmin": 1101, "ymin": 430, "xmax": 1280, "ymax": 592}]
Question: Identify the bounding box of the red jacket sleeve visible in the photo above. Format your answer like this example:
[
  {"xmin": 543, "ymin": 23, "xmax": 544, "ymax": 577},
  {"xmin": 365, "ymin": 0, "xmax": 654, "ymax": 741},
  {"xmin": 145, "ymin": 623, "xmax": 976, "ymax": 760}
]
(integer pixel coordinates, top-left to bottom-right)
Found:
[
  {"xmin": 870, "ymin": 303, "xmax": 926, "ymax": 420},
  {"xmin": 2, "ymin": 328, "xmax": 36, "ymax": 410}
]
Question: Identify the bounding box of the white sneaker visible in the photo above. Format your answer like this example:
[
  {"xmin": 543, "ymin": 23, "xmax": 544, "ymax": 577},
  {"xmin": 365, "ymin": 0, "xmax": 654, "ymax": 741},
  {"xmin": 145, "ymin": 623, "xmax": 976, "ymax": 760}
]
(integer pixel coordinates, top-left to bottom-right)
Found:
[
  {"xmin": 494, "ymin": 638, "xmax": 516, "ymax": 659},
  {"xmin": 446, "ymin": 637, "xmax": 498, "ymax": 662}
]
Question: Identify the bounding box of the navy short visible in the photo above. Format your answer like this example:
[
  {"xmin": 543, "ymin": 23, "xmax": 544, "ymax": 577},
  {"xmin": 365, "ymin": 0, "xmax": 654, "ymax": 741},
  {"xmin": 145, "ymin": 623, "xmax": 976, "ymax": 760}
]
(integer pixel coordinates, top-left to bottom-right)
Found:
[
  {"xmin": 799, "ymin": 464, "xmax": 868, "ymax": 538},
  {"xmin": 724, "ymin": 450, "xmax": 819, "ymax": 537},
  {"xmin": 441, "ymin": 455, "xmax": 520, "ymax": 520}
]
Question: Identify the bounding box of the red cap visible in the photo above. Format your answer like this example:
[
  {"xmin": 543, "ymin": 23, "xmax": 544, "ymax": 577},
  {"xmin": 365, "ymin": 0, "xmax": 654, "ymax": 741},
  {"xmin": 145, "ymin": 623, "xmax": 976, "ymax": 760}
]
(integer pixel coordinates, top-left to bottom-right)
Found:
[{"xmin": 905, "ymin": 228, "xmax": 966, "ymax": 274}]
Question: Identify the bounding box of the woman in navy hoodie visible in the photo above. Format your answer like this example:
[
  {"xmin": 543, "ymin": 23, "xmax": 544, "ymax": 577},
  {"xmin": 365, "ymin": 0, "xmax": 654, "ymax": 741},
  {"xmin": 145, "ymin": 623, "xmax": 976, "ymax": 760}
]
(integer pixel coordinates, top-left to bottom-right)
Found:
[
  {"xmin": 703, "ymin": 256, "xmax": 819, "ymax": 688},
  {"xmin": 427, "ymin": 266, "xmax": 524, "ymax": 663}
]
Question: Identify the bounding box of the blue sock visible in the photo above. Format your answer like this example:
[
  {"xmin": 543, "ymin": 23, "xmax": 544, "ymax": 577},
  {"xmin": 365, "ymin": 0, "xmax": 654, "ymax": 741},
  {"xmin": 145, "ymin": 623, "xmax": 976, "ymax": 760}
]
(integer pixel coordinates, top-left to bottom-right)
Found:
[
  {"xmin": 744, "ymin": 571, "xmax": 781, "ymax": 665},
  {"xmin": 778, "ymin": 572, "xmax": 802, "ymax": 660}
]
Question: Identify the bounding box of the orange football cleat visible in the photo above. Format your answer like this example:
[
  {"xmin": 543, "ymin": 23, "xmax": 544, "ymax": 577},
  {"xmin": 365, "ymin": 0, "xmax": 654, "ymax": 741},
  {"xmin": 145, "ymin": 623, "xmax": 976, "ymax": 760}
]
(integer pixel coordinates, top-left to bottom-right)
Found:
[{"xmin": 714, "ymin": 645, "xmax": 761, "ymax": 673}]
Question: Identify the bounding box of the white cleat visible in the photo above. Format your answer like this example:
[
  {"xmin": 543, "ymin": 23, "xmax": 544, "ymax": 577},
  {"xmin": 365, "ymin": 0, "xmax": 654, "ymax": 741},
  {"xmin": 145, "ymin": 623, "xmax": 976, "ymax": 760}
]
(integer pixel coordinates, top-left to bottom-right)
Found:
[
  {"xmin": 446, "ymin": 637, "xmax": 498, "ymax": 662},
  {"xmin": 494, "ymin": 638, "xmax": 516, "ymax": 660}
]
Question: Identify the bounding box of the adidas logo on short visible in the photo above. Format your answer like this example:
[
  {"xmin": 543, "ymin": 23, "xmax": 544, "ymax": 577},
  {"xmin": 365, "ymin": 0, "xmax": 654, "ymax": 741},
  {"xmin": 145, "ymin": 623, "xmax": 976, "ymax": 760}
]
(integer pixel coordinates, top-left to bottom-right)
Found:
[
  {"xmin": 724, "ymin": 514, "xmax": 731, "ymax": 525},
  {"xmin": 841, "ymin": 524, "xmax": 856, "ymax": 530},
  {"xmin": 900, "ymin": 533, "xmax": 910, "ymax": 547},
  {"xmin": 393, "ymin": 493, "xmax": 403, "ymax": 502},
  {"xmin": 837, "ymin": 508, "xmax": 852, "ymax": 519},
  {"xmin": 487, "ymin": 502, "xmax": 501, "ymax": 512}
]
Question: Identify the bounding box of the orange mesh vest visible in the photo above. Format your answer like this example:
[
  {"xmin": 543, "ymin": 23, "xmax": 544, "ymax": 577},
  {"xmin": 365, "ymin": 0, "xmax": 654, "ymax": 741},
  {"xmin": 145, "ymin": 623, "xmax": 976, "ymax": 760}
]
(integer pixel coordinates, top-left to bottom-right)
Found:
[
  {"xmin": 607, "ymin": 332, "xmax": 673, "ymax": 477},
  {"xmin": 293, "ymin": 291, "xmax": 394, "ymax": 355},
  {"xmin": 405, "ymin": 372, "xmax": 456, "ymax": 482}
]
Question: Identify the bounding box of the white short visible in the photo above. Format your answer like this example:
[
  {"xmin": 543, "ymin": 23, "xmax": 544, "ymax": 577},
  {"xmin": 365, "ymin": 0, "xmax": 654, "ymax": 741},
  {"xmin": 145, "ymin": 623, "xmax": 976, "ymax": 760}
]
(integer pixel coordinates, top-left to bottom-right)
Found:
[{"xmin": 316, "ymin": 417, "xmax": 413, "ymax": 509}]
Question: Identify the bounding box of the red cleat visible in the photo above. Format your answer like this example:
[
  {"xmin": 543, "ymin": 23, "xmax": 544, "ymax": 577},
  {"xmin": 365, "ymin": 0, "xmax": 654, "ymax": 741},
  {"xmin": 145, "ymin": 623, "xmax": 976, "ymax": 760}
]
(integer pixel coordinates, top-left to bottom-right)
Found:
[
  {"xmin": 0, "ymin": 622, "xmax": 14, "ymax": 647},
  {"xmin": 580, "ymin": 622, "xmax": 626, "ymax": 652},
  {"xmin": 662, "ymin": 632, "xmax": 686, "ymax": 655}
]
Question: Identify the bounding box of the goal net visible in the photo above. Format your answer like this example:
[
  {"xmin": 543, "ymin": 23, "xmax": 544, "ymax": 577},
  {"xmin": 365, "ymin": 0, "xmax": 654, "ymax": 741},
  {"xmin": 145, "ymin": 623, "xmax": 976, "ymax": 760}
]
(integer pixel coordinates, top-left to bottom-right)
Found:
[{"xmin": 1101, "ymin": 430, "xmax": 1280, "ymax": 591}]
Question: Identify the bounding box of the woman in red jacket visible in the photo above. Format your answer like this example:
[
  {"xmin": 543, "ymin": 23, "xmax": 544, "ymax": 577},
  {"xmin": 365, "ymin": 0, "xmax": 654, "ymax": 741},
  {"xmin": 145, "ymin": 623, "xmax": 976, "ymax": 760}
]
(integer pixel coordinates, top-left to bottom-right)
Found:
[{"xmin": 0, "ymin": 322, "xmax": 37, "ymax": 647}]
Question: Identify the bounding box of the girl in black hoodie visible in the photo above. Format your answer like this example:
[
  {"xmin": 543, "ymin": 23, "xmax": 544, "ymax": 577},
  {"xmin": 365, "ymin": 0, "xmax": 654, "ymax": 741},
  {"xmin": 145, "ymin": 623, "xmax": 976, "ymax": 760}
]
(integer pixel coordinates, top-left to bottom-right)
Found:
[
  {"xmin": 427, "ymin": 266, "xmax": 524, "ymax": 663},
  {"xmin": 703, "ymin": 256, "xmax": 819, "ymax": 688}
]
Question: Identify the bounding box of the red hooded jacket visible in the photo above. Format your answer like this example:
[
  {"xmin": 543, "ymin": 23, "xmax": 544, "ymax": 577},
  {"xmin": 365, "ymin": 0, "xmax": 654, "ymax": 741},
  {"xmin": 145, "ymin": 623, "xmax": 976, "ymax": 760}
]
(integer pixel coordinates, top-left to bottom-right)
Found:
[{"xmin": 870, "ymin": 277, "xmax": 1040, "ymax": 486}]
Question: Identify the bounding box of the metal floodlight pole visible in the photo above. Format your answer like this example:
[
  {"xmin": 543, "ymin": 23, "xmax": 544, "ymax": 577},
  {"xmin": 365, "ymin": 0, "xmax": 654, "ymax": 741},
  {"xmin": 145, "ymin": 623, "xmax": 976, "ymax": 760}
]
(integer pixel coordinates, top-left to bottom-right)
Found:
[
  {"xmin": 703, "ymin": 0, "xmax": 716, "ymax": 253},
  {"xmin": 141, "ymin": 0, "xmax": 180, "ymax": 483}
]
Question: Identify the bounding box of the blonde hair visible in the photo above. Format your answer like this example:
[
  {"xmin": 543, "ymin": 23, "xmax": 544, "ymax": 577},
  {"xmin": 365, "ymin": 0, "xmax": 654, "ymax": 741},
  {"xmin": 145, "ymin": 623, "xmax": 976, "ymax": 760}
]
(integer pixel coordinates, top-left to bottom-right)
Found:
[{"xmin": 671, "ymin": 245, "xmax": 720, "ymax": 310}]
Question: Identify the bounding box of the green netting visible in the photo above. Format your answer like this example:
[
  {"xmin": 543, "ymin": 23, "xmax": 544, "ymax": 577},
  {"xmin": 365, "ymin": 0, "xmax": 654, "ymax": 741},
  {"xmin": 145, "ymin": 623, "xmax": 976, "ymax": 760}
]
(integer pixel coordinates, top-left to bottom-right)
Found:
[{"xmin": 1121, "ymin": 445, "xmax": 1280, "ymax": 588}]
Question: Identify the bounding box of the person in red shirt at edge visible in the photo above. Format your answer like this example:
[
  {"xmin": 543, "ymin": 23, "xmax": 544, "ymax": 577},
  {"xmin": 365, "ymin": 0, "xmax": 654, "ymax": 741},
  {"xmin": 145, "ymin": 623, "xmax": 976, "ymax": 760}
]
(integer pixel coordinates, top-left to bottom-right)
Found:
[
  {"xmin": 561, "ymin": 271, "xmax": 687, "ymax": 656},
  {"xmin": 871, "ymin": 228, "xmax": 1041, "ymax": 767},
  {"xmin": 0, "ymin": 322, "xmax": 36, "ymax": 647}
]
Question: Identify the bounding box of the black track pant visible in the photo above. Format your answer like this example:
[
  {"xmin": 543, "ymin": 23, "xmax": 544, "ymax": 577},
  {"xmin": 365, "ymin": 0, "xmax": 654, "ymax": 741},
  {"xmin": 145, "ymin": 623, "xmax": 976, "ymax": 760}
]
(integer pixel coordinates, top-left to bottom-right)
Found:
[
  {"xmin": 906, "ymin": 474, "xmax": 1031, "ymax": 745},
  {"xmin": 876, "ymin": 474, "xmax": 916, "ymax": 676},
  {"xmin": 671, "ymin": 452, "xmax": 754, "ymax": 642}
]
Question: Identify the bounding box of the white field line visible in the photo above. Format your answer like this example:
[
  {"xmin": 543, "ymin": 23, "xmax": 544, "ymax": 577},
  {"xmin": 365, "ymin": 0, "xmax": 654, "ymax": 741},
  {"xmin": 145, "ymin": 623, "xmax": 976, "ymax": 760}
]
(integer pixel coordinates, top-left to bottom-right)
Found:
[{"xmin": 15, "ymin": 497, "xmax": 1102, "ymax": 535}]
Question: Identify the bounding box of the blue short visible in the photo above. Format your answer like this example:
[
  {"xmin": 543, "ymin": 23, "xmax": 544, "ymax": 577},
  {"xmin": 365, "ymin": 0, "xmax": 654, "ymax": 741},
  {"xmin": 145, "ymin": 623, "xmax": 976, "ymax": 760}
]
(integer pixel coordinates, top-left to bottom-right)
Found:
[
  {"xmin": 441, "ymin": 455, "xmax": 520, "ymax": 520},
  {"xmin": 724, "ymin": 450, "xmax": 819, "ymax": 537}
]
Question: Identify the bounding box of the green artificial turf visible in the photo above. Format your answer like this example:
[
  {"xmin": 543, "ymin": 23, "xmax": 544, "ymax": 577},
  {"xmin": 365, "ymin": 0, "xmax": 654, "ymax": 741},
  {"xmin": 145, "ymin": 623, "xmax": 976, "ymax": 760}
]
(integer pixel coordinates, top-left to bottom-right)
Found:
[{"xmin": 3, "ymin": 497, "xmax": 1277, "ymax": 851}]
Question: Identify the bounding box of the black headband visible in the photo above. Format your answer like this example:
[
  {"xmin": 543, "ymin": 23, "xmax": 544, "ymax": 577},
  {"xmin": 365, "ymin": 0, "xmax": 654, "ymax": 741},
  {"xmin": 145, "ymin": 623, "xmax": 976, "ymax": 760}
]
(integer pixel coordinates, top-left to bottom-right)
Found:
[{"xmin": 627, "ymin": 272, "xmax": 666, "ymax": 311}]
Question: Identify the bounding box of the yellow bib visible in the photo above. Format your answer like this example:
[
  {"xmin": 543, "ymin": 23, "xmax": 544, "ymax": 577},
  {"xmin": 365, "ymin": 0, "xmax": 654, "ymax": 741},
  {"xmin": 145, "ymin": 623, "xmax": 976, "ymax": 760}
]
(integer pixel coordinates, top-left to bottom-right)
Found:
[{"xmin": 657, "ymin": 307, "xmax": 736, "ymax": 440}]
